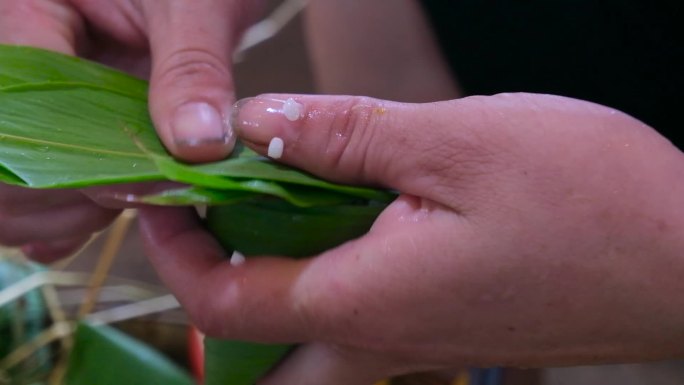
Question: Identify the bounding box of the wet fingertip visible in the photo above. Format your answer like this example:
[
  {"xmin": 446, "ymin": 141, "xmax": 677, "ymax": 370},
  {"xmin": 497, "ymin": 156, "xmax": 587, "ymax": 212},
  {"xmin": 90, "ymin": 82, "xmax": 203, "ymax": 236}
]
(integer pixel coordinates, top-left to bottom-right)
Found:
[
  {"xmin": 229, "ymin": 97, "xmax": 256, "ymax": 137},
  {"xmin": 229, "ymin": 99, "xmax": 258, "ymax": 147},
  {"xmin": 230, "ymin": 96, "xmax": 304, "ymax": 147}
]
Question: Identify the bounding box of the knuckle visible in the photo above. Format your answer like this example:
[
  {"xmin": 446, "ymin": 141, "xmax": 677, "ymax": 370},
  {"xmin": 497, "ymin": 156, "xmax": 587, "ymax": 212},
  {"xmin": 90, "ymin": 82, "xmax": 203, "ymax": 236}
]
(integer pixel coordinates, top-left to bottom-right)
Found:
[
  {"xmin": 154, "ymin": 48, "xmax": 230, "ymax": 89},
  {"xmin": 186, "ymin": 297, "xmax": 222, "ymax": 337},
  {"xmin": 186, "ymin": 279, "xmax": 243, "ymax": 339},
  {"xmin": 323, "ymin": 97, "xmax": 385, "ymax": 178},
  {"xmin": 290, "ymin": 286, "xmax": 321, "ymax": 338},
  {"xmin": 189, "ymin": 311, "xmax": 220, "ymax": 338},
  {"xmin": 291, "ymin": 260, "xmax": 363, "ymax": 342}
]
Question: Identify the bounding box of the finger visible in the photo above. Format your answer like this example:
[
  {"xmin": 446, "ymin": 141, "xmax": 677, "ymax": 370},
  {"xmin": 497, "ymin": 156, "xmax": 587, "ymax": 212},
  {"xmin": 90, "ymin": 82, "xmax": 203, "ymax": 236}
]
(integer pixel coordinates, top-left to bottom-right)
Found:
[
  {"xmin": 0, "ymin": 0, "xmax": 83, "ymax": 54},
  {"xmin": 230, "ymin": 94, "xmax": 474, "ymax": 199},
  {"xmin": 137, "ymin": 205, "xmax": 313, "ymax": 342},
  {"xmin": 258, "ymin": 343, "xmax": 393, "ymax": 385},
  {"xmin": 0, "ymin": 202, "xmax": 119, "ymax": 246},
  {"xmin": 141, "ymin": 0, "xmax": 258, "ymax": 162},
  {"xmin": 0, "ymin": 184, "xmax": 91, "ymax": 216},
  {"xmin": 22, "ymin": 235, "xmax": 91, "ymax": 263}
]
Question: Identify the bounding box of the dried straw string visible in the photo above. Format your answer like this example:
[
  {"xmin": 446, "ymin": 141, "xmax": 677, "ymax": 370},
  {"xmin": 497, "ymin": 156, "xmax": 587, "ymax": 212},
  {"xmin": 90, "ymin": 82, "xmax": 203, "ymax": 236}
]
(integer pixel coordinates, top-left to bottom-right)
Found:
[
  {"xmin": 0, "ymin": 271, "xmax": 162, "ymax": 308},
  {"xmin": 40, "ymin": 285, "xmax": 72, "ymax": 385},
  {"xmin": 234, "ymin": 0, "xmax": 310, "ymax": 59},
  {"xmin": 77, "ymin": 209, "xmax": 137, "ymax": 317},
  {"xmin": 0, "ymin": 322, "xmax": 73, "ymax": 374},
  {"xmin": 86, "ymin": 294, "xmax": 179, "ymax": 326},
  {"xmin": 49, "ymin": 231, "xmax": 99, "ymax": 272},
  {"xmin": 0, "ymin": 271, "xmax": 86, "ymax": 308}
]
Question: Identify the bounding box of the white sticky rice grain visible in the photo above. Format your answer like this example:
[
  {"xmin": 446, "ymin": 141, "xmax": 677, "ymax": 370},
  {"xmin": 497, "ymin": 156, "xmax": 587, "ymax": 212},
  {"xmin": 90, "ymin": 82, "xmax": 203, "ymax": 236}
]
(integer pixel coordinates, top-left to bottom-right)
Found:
[
  {"xmin": 282, "ymin": 98, "xmax": 303, "ymax": 121},
  {"xmin": 267, "ymin": 137, "xmax": 284, "ymax": 159},
  {"xmin": 230, "ymin": 251, "xmax": 246, "ymax": 266}
]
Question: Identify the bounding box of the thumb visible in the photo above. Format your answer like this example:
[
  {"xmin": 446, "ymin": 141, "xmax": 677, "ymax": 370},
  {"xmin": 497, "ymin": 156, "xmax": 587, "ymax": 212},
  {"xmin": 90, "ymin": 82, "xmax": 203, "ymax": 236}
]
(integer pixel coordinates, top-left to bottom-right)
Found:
[
  {"xmin": 230, "ymin": 94, "xmax": 476, "ymax": 196},
  {"xmin": 143, "ymin": 1, "xmax": 258, "ymax": 162}
]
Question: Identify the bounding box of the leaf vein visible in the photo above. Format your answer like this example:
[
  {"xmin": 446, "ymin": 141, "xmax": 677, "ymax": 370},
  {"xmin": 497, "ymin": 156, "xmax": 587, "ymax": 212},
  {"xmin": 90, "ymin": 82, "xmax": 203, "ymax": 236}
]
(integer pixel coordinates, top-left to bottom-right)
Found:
[{"xmin": 0, "ymin": 132, "xmax": 149, "ymax": 158}]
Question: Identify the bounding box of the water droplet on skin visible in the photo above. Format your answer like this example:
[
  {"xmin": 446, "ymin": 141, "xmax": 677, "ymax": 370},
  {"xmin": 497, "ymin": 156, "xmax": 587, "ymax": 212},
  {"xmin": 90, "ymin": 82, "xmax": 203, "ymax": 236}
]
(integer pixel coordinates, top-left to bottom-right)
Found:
[
  {"xmin": 37, "ymin": 146, "xmax": 50, "ymax": 152},
  {"xmin": 131, "ymin": 163, "xmax": 138, "ymax": 168}
]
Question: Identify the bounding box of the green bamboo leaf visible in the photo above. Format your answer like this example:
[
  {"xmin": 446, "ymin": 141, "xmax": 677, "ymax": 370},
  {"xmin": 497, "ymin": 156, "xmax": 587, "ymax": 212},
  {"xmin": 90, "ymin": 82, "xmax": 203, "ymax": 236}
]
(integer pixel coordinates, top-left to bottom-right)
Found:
[
  {"xmin": 0, "ymin": 83, "xmax": 392, "ymax": 205},
  {"xmin": 0, "ymin": 44, "xmax": 395, "ymax": 204},
  {"xmin": 64, "ymin": 322, "xmax": 193, "ymax": 385},
  {"xmin": 0, "ymin": 45, "xmax": 393, "ymax": 204},
  {"xmin": 135, "ymin": 186, "xmax": 254, "ymax": 206},
  {"xmin": 0, "ymin": 85, "xmax": 389, "ymax": 205},
  {"xmin": 149, "ymin": 155, "xmax": 358, "ymax": 207},
  {"xmin": 0, "ymin": 45, "xmax": 147, "ymax": 99},
  {"xmin": 206, "ymin": 198, "xmax": 384, "ymax": 257},
  {"xmin": 137, "ymin": 183, "xmax": 362, "ymax": 207},
  {"xmin": 193, "ymin": 157, "xmax": 395, "ymax": 202},
  {"xmin": 0, "ymin": 85, "xmax": 164, "ymax": 187},
  {"xmin": 204, "ymin": 339, "xmax": 290, "ymax": 385}
]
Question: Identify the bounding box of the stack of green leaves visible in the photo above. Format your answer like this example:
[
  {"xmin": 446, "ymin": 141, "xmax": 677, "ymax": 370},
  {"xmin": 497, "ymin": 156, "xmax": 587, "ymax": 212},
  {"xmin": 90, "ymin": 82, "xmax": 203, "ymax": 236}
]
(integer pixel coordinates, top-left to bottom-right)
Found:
[
  {"xmin": 0, "ymin": 45, "xmax": 395, "ymax": 384},
  {"xmin": 0, "ymin": 45, "xmax": 394, "ymax": 253}
]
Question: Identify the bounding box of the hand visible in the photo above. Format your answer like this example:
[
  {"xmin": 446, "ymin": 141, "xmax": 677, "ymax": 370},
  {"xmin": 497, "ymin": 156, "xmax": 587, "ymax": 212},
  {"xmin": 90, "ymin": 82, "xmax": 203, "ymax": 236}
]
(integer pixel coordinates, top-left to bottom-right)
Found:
[
  {"xmin": 0, "ymin": 184, "xmax": 119, "ymax": 262},
  {"xmin": 0, "ymin": 182, "xmax": 175, "ymax": 262},
  {"xmin": 139, "ymin": 93, "xmax": 684, "ymax": 384},
  {"xmin": 0, "ymin": 0, "xmax": 263, "ymax": 259}
]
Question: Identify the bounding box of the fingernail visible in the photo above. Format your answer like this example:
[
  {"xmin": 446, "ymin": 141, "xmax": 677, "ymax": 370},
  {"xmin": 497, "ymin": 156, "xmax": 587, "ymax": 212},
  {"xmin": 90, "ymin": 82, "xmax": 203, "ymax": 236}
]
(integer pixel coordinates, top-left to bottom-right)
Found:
[
  {"xmin": 230, "ymin": 97, "xmax": 304, "ymax": 146},
  {"xmin": 172, "ymin": 102, "xmax": 231, "ymax": 147}
]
